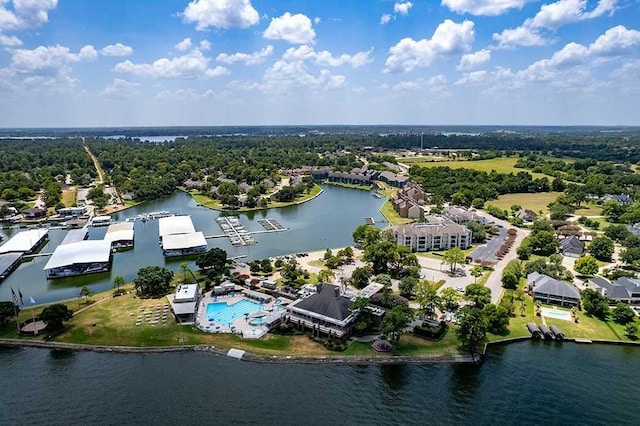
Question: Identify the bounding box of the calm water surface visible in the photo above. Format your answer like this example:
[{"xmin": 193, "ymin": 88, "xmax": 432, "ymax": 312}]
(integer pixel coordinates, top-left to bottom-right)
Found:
[
  {"xmin": 0, "ymin": 186, "xmax": 384, "ymax": 304},
  {"xmin": 0, "ymin": 341, "xmax": 638, "ymax": 425}
]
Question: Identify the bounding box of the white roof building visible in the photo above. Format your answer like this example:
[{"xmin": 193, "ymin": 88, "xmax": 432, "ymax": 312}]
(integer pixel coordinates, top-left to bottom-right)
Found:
[
  {"xmin": 44, "ymin": 240, "xmax": 112, "ymax": 270},
  {"xmin": 104, "ymin": 222, "xmax": 135, "ymax": 244},
  {"xmin": 158, "ymin": 215, "xmax": 196, "ymax": 238},
  {"xmin": 0, "ymin": 229, "xmax": 49, "ymax": 254},
  {"xmin": 162, "ymin": 232, "xmax": 207, "ymax": 251},
  {"xmin": 174, "ymin": 284, "xmax": 199, "ymax": 303}
]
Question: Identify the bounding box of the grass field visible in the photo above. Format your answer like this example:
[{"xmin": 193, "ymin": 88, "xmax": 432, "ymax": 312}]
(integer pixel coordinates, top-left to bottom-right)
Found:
[
  {"xmin": 380, "ymin": 200, "xmax": 415, "ymax": 225},
  {"xmin": 397, "ymin": 157, "xmax": 549, "ymax": 180},
  {"xmin": 189, "ymin": 184, "xmax": 323, "ymax": 212},
  {"xmin": 489, "ymin": 192, "xmax": 562, "ymax": 214},
  {"xmin": 61, "ymin": 186, "xmax": 77, "ymax": 207}
]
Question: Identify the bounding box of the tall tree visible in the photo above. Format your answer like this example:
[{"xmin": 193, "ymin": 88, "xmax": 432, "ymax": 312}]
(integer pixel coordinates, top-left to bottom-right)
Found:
[
  {"xmin": 113, "ymin": 276, "xmax": 125, "ymax": 291},
  {"xmin": 380, "ymin": 306, "xmax": 413, "ymax": 345},
  {"xmin": 443, "ymin": 247, "xmax": 465, "ymax": 274},
  {"xmin": 40, "ymin": 304, "xmax": 73, "ymax": 331},
  {"xmin": 455, "ymin": 306, "xmax": 487, "ymax": 357},
  {"xmin": 465, "ymin": 284, "xmax": 491, "ymax": 309},
  {"xmin": 78, "ymin": 286, "xmax": 94, "ymax": 305},
  {"xmin": 134, "ymin": 266, "xmax": 174, "ymax": 298},
  {"xmin": 414, "ymin": 280, "xmax": 441, "ymax": 319}
]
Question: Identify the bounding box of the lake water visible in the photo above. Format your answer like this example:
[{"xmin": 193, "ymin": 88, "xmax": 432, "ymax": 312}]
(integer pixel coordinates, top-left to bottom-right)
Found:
[
  {"xmin": 1, "ymin": 340, "xmax": 638, "ymax": 425},
  {"xmin": 0, "ymin": 185, "xmax": 385, "ymax": 304}
]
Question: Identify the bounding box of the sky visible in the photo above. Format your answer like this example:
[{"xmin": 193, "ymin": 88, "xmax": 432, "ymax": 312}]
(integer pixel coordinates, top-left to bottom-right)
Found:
[{"xmin": 0, "ymin": 0, "xmax": 639, "ymax": 127}]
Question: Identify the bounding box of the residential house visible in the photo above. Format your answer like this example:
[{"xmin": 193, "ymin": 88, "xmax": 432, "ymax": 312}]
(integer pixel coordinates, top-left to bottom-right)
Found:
[
  {"xmin": 285, "ymin": 283, "xmax": 356, "ymax": 338},
  {"xmin": 527, "ymin": 272, "xmax": 581, "ymax": 307},
  {"xmin": 515, "ymin": 209, "xmax": 538, "ymax": 223},
  {"xmin": 603, "ymin": 194, "xmax": 633, "ymax": 205},
  {"xmin": 587, "ymin": 276, "xmax": 640, "ymax": 305},
  {"xmin": 23, "ymin": 208, "xmax": 46, "ymax": 219},
  {"xmin": 444, "ymin": 206, "xmax": 487, "ymax": 224},
  {"xmin": 559, "ymin": 236, "xmax": 585, "ymax": 258},
  {"xmin": 378, "ymin": 171, "xmax": 408, "ymax": 188},
  {"xmin": 392, "ymin": 217, "xmax": 472, "ymax": 252}
]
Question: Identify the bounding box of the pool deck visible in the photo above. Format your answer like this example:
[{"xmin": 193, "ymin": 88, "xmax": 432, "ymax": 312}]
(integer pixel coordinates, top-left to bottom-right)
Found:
[
  {"xmin": 195, "ymin": 291, "xmax": 277, "ymax": 338},
  {"xmin": 541, "ymin": 307, "xmax": 573, "ymax": 322}
]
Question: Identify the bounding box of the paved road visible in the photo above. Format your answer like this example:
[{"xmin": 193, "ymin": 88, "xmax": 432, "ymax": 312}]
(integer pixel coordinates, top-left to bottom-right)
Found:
[{"xmin": 473, "ymin": 211, "xmax": 530, "ymax": 304}]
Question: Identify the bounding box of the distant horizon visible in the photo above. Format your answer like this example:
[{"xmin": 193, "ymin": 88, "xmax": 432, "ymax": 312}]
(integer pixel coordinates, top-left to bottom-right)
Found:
[{"xmin": 0, "ymin": 1, "xmax": 638, "ymax": 127}]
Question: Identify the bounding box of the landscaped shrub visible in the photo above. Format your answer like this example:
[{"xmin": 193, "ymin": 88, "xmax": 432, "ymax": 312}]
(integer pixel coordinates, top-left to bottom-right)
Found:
[{"xmin": 413, "ymin": 323, "xmax": 447, "ymax": 340}]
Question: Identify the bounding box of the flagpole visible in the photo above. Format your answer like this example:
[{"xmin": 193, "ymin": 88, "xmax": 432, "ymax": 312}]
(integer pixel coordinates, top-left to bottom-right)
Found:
[
  {"xmin": 31, "ymin": 304, "xmax": 36, "ymax": 336},
  {"xmin": 13, "ymin": 302, "xmax": 19, "ymax": 334}
]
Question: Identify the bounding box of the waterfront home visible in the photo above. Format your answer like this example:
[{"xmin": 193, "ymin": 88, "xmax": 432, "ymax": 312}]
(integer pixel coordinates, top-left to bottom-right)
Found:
[
  {"xmin": 23, "ymin": 207, "xmax": 46, "ymax": 219},
  {"xmin": 285, "ymin": 283, "xmax": 356, "ymax": 338},
  {"xmin": 392, "ymin": 217, "xmax": 472, "ymax": 252},
  {"xmin": 559, "ymin": 236, "xmax": 584, "ymax": 258},
  {"xmin": 588, "ymin": 276, "xmax": 640, "ymax": 305},
  {"xmin": 527, "ymin": 272, "xmax": 581, "ymax": 308},
  {"xmin": 378, "ymin": 171, "xmax": 409, "ymax": 188},
  {"xmin": 169, "ymin": 284, "xmax": 200, "ymax": 324},
  {"xmin": 57, "ymin": 206, "xmax": 88, "ymax": 217}
]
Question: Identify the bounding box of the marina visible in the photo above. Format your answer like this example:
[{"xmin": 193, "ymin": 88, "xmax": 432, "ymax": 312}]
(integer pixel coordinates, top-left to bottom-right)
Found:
[
  {"xmin": 257, "ymin": 218, "xmax": 286, "ymax": 231},
  {"xmin": 0, "ymin": 229, "xmax": 49, "ymax": 281},
  {"xmin": 158, "ymin": 215, "xmax": 207, "ymax": 257},
  {"xmin": 216, "ymin": 216, "xmax": 256, "ymax": 246},
  {"xmin": 104, "ymin": 222, "xmax": 135, "ymax": 250}
]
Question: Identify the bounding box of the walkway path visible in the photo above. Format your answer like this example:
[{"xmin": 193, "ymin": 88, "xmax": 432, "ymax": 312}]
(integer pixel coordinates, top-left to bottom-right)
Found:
[{"xmin": 84, "ymin": 145, "xmax": 106, "ymax": 183}]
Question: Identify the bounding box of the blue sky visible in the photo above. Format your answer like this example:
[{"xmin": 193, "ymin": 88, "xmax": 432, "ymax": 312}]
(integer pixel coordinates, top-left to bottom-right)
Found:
[{"xmin": 0, "ymin": 0, "xmax": 639, "ymax": 127}]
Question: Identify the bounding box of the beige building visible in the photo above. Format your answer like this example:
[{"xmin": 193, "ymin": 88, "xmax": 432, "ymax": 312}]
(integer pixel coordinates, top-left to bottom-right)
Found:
[{"xmin": 392, "ymin": 217, "xmax": 472, "ymax": 252}]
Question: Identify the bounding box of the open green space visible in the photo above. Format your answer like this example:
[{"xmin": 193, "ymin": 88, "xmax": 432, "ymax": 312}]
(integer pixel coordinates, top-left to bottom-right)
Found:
[
  {"xmin": 61, "ymin": 186, "xmax": 77, "ymax": 207},
  {"xmin": 488, "ymin": 192, "xmax": 563, "ymax": 214},
  {"xmin": 187, "ymin": 184, "xmax": 322, "ymax": 212},
  {"xmin": 324, "ymin": 182, "xmax": 372, "ymax": 191},
  {"xmin": 398, "ymin": 157, "xmax": 549, "ymax": 180},
  {"xmin": 380, "ymin": 200, "xmax": 415, "ymax": 225}
]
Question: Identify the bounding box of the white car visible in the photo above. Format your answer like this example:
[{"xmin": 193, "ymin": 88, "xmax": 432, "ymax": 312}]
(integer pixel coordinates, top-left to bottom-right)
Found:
[{"xmin": 455, "ymin": 286, "xmax": 464, "ymax": 293}]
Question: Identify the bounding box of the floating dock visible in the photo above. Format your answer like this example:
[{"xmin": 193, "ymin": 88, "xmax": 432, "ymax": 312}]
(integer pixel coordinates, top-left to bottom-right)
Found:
[
  {"xmin": 158, "ymin": 215, "xmax": 207, "ymax": 257},
  {"xmin": 216, "ymin": 217, "xmax": 255, "ymax": 246},
  {"xmin": 257, "ymin": 219, "xmax": 286, "ymax": 231}
]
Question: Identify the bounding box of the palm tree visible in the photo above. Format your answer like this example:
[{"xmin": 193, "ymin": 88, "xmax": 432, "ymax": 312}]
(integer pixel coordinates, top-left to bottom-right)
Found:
[
  {"xmin": 180, "ymin": 262, "xmax": 189, "ymax": 283},
  {"xmin": 79, "ymin": 286, "xmax": 94, "ymax": 305}
]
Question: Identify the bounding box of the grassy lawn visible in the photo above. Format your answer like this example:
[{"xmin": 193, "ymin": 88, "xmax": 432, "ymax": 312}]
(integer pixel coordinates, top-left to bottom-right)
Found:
[
  {"xmin": 380, "ymin": 200, "xmax": 415, "ymax": 225},
  {"xmin": 344, "ymin": 327, "xmax": 462, "ymax": 357},
  {"xmin": 489, "ymin": 192, "xmax": 563, "ymax": 214},
  {"xmin": 61, "ymin": 186, "xmax": 77, "ymax": 207},
  {"xmin": 400, "ymin": 157, "xmax": 549, "ymax": 180},
  {"xmin": 325, "ymin": 182, "xmax": 372, "ymax": 191},
  {"xmin": 574, "ymin": 204, "xmax": 603, "ymax": 216}
]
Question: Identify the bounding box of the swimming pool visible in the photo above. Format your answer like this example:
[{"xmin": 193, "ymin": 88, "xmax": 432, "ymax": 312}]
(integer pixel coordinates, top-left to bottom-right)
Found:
[
  {"xmin": 541, "ymin": 308, "xmax": 572, "ymax": 321},
  {"xmin": 205, "ymin": 299, "xmax": 262, "ymax": 326}
]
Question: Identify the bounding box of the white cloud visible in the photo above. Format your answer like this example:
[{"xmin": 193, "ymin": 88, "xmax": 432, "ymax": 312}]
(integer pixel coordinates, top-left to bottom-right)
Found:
[
  {"xmin": 530, "ymin": 0, "xmax": 617, "ymax": 29},
  {"xmin": 100, "ymin": 78, "xmax": 140, "ymax": 99},
  {"xmin": 183, "ymin": 0, "xmax": 259, "ymax": 30},
  {"xmin": 11, "ymin": 44, "xmax": 97, "ymax": 74},
  {"xmin": 589, "ymin": 25, "xmax": 640, "ymax": 56},
  {"xmin": 263, "ymin": 12, "xmax": 315, "ymax": 44},
  {"xmin": 441, "ymin": 0, "xmax": 535, "ymax": 16},
  {"xmin": 217, "ymin": 45, "xmax": 273, "ymax": 65},
  {"xmin": 282, "ymin": 45, "xmax": 373, "ymax": 68},
  {"xmin": 314, "ymin": 17, "xmax": 321, "ymax": 24},
  {"xmin": 493, "ymin": 26, "xmax": 546, "ymax": 48},
  {"xmin": 0, "ymin": 33, "xmax": 22, "ymax": 47},
  {"xmin": 100, "ymin": 43, "xmax": 133, "ymax": 57},
  {"xmin": 493, "ymin": 0, "xmax": 619, "ymax": 48},
  {"xmin": 457, "ymin": 49, "xmax": 491, "ymax": 70},
  {"xmin": 114, "ymin": 49, "xmax": 229, "ymax": 79},
  {"xmin": 393, "ymin": 75, "xmax": 448, "ymax": 92},
  {"xmin": 175, "ymin": 38, "xmax": 192, "ymax": 52},
  {"xmin": 155, "ymin": 88, "xmax": 219, "ymax": 102},
  {"xmin": 394, "ymin": 2, "xmax": 413, "ymax": 15},
  {"xmin": 384, "ymin": 19, "xmax": 475, "ymax": 73},
  {"xmin": 380, "ymin": 14, "xmax": 392, "ymax": 25},
  {"xmin": 0, "ymin": 0, "xmax": 58, "ymax": 31},
  {"xmin": 454, "ymin": 70, "xmax": 490, "ymax": 86},
  {"xmin": 199, "ymin": 40, "xmax": 212, "ymax": 50}
]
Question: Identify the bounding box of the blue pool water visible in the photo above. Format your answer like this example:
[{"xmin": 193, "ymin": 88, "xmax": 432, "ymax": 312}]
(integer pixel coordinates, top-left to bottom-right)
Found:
[{"xmin": 206, "ymin": 299, "xmax": 262, "ymax": 325}]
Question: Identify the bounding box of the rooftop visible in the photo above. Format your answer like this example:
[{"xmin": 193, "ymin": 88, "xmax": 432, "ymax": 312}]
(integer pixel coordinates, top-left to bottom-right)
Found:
[
  {"xmin": 158, "ymin": 215, "xmax": 196, "ymax": 237},
  {"xmin": 174, "ymin": 284, "xmax": 199, "ymax": 303},
  {"xmin": 162, "ymin": 232, "xmax": 206, "ymax": 250},
  {"xmin": 44, "ymin": 240, "xmax": 112, "ymax": 270},
  {"xmin": 104, "ymin": 222, "xmax": 135, "ymax": 242},
  {"xmin": 529, "ymin": 272, "xmax": 580, "ymax": 300},
  {"xmin": 0, "ymin": 229, "xmax": 48, "ymax": 254},
  {"xmin": 60, "ymin": 228, "xmax": 89, "ymax": 245},
  {"xmin": 289, "ymin": 283, "xmax": 354, "ymax": 324}
]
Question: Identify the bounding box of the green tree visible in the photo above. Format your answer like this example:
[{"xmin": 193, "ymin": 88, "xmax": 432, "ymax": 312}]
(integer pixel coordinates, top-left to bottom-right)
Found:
[
  {"xmin": 574, "ymin": 255, "xmax": 599, "ymax": 276},
  {"xmin": 440, "ymin": 287, "xmax": 460, "ymax": 312},
  {"xmin": 398, "ymin": 276, "xmax": 418, "ymax": 299},
  {"xmin": 470, "ymin": 265, "xmax": 484, "ymax": 283},
  {"xmin": 443, "ymin": 247, "xmax": 465, "ymax": 274},
  {"xmin": 318, "ymin": 269, "xmax": 335, "ymax": 283},
  {"xmin": 113, "ymin": 276, "xmax": 125, "ymax": 292},
  {"xmin": 465, "ymin": 284, "xmax": 491, "ymax": 309},
  {"xmin": 323, "ymin": 248, "xmax": 333, "ymax": 261},
  {"xmin": 363, "ymin": 240, "xmax": 396, "ymax": 275},
  {"xmin": 482, "ymin": 304, "xmax": 510, "ymax": 334},
  {"xmin": 581, "ymin": 288, "xmax": 610, "ymax": 320},
  {"xmin": 40, "ymin": 303, "xmax": 73, "ymax": 331},
  {"xmin": 352, "ymin": 224, "xmax": 381, "ymax": 249},
  {"xmin": 380, "ymin": 306, "xmax": 413, "ymax": 345},
  {"xmin": 180, "ymin": 262, "xmax": 190, "ymax": 283},
  {"xmin": 133, "ymin": 266, "xmax": 174, "ymax": 298},
  {"xmin": 281, "ymin": 258, "xmax": 304, "ymax": 287},
  {"xmin": 78, "ymin": 286, "xmax": 94, "ymax": 305},
  {"xmin": 350, "ymin": 297, "xmax": 373, "ymax": 334},
  {"xmin": 601, "ymin": 200, "xmax": 626, "ymax": 223},
  {"xmin": 0, "ymin": 301, "xmax": 19, "ymax": 326},
  {"xmin": 625, "ymin": 321, "xmax": 638, "ymax": 338},
  {"xmin": 501, "ymin": 272, "xmax": 519, "ymax": 290},
  {"xmin": 528, "ymin": 230, "xmax": 559, "ymax": 256},
  {"xmin": 589, "ymin": 236, "xmax": 614, "ymax": 262},
  {"xmin": 415, "ymin": 280, "xmax": 441, "ymax": 319},
  {"xmin": 349, "ymin": 266, "xmax": 373, "ymax": 289},
  {"xmin": 260, "ymin": 258, "xmax": 273, "ymax": 274},
  {"xmin": 196, "ymin": 247, "xmax": 228, "ymax": 277},
  {"xmin": 455, "ymin": 306, "xmax": 487, "ymax": 356},
  {"xmin": 603, "ymin": 224, "xmax": 631, "ymax": 242},
  {"xmin": 612, "ymin": 303, "xmax": 635, "ymax": 325}
]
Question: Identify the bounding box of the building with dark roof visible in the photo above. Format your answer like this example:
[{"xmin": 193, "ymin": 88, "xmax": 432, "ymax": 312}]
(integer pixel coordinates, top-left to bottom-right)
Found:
[
  {"xmin": 603, "ymin": 194, "xmax": 633, "ymax": 205},
  {"xmin": 528, "ymin": 272, "xmax": 581, "ymax": 307},
  {"xmin": 378, "ymin": 171, "xmax": 409, "ymax": 188},
  {"xmin": 587, "ymin": 276, "xmax": 640, "ymax": 304},
  {"xmin": 285, "ymin": 283, "xmax": 356, "ymax": 338},
  {"xmin": 515, "ymin": 209, "xmax": 538, "ymax": 223},
  {"xmin": 559, "ymin": 235, "xmax": 584, "ymax": 258}
]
